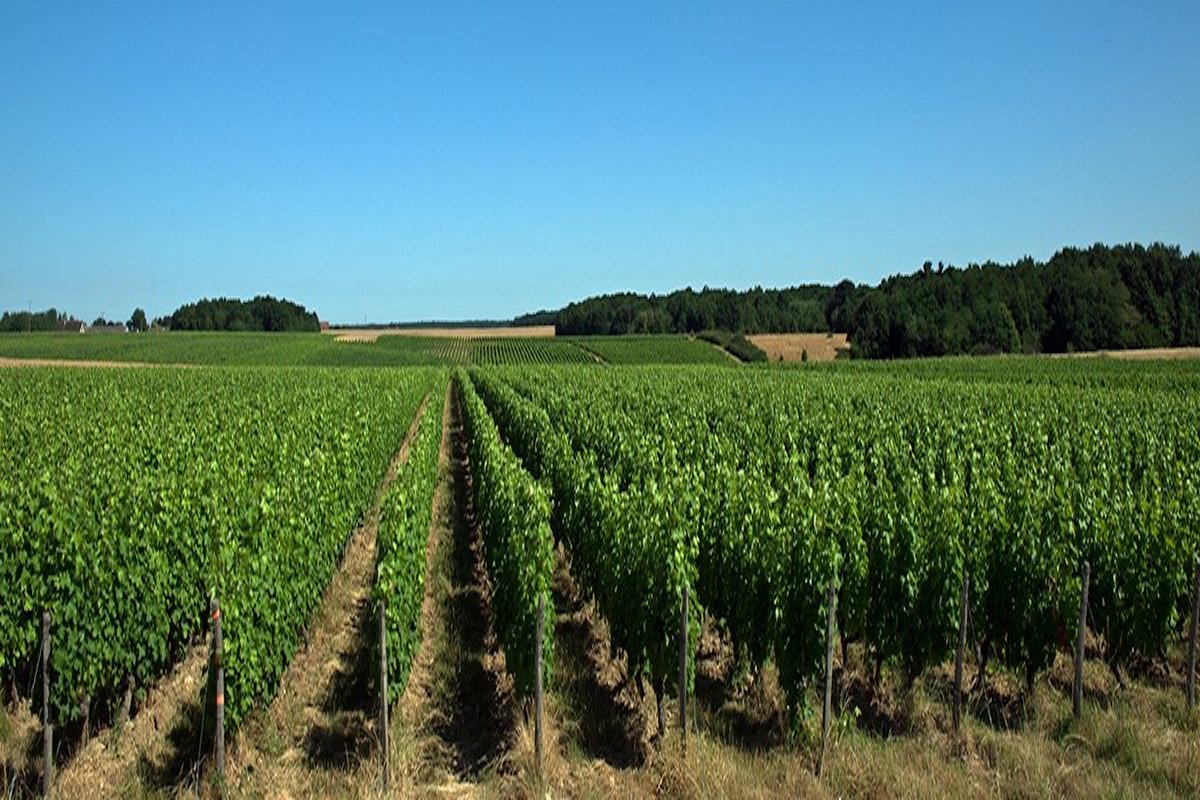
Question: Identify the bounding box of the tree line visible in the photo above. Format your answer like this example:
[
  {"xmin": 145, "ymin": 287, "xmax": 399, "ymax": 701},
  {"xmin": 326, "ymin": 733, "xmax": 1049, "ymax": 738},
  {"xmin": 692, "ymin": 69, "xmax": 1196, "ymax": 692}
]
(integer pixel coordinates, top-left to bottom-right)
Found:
[
  {"xmin": 0, "ymin": 308, "xmax": 68, "ymax": 332},
  {"xmin": 1, "ymin": 297, "xmax": 318, "ymax": 334},
  {"xmin": 166, "ymin": 296, "xmax": 319, "ymax": 332},
  {"xmin": 550, "ymin": 243, "xmax": 1200, "ymax": 357}
]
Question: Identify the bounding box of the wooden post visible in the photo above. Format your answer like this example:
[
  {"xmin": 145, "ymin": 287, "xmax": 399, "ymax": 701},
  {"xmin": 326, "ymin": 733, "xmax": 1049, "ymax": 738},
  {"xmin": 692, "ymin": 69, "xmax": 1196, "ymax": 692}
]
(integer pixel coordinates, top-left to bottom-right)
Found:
[
  {"xmin": 818, "ymin": 579, "xmax": 837, "ymax": 777},
  {"xmin": 535, "ymin": 593, "xmax": 544, "ymax": 777},
  {"xmin": 953, "ymin": 572, "xmax": 970, "ymax": 734},
  {"xmin": 41, "ymin": 611, "xmax": 51, "ymax": 799},
  {"xmin": 119, "ymin": 673, "xmax": 133, "ymax": 728},
  {"xmin": 679, "ymin": 585, "xmax": 689, "ymax": 750},
  {"xmin": 1073, "ymin": 561, "xmax": 1090, "ymax": 721},
  {"xmin": 1187, "ymin": 557, "xmax": 1199, "ymax": 710},
  {"xmin": 212, "ymin": 597, "xmax": 225, "ymax": 779},
  {"xmin": 379, "ymin": 600, "xmax": 389, "ymax": 793},
  {"xmin": 80, "ymin": 694, "xmax": 90, "ymax": 746}
]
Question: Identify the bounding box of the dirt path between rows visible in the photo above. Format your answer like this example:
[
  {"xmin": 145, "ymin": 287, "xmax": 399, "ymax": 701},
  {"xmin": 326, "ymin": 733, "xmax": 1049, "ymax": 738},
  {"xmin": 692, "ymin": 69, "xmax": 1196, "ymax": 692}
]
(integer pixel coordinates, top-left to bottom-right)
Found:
[
  {"xmin": 52, "ymin": 642, "xmax": 211, "ymax": 797},
  {"xmin": 0, "ymin": 357, "xmax": 189, "ymax": 369},
  {"xmin": 392, "ymin": 382, "xmax": 515, "ymax": 797},
  {"xmin": 228, "ymin": 392, "xmax": 432, "ymax": 798}
]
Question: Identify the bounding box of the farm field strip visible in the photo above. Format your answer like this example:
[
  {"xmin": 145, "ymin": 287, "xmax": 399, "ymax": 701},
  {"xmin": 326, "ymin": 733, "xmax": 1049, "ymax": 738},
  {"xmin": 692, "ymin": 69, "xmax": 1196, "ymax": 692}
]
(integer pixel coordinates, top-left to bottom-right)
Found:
[
  {"xmin": 0, "ymin": 332, "xmax": 598, "ymax": 367},
  {"xmin": 562, "ymin": 334, "xmax": 735, "ymax": 364}
]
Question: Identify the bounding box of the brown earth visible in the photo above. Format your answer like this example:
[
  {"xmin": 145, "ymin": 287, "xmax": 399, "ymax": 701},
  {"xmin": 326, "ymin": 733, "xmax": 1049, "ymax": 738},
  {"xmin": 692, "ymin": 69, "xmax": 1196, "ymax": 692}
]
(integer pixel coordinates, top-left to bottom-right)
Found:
[
  {"xmin": 547, "ymin": 541, "xmax": 656, "ymax": 770},
  {"xmin": 0, "ymin": 357, "xmax": 182, "ymax": 369},
  {"xmin": 1058, "ymin": 346, "xmax": 1200, "ymax": 361},
  {"xmin": 749, "ymin": 333, "xmax": 850, "ymax": 363},
  {"xmin": 328, "ymin": 326, "xmax": 555, "ymax": 343},
  {"xmin": 388, "ymin": 382, "xmax": 517, "ymax": 797},
  {"xmin": 52, "ymin": 642, "xmax": 210, "ymax": 797}
]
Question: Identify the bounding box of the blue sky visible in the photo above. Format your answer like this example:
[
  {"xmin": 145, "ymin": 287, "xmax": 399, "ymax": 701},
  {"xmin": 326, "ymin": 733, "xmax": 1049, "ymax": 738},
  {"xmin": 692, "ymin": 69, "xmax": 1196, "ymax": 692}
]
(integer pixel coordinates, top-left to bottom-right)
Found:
[{"xmin": 2, "ymin": 2, "xmax": 1198, "ymax": 324}]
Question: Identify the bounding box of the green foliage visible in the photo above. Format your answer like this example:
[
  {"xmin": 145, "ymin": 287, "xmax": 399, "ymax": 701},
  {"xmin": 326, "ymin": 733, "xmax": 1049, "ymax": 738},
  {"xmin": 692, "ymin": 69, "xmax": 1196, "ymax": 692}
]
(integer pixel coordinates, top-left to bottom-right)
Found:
[
  {"xmin": 168, "ymin": 295, "xmax": 321, "ymax": 332},
  {"xmin": 839, "ymin": 243, "xmax": 1200, "ymax": 358},
  {"xmin": 457, "ymin": 373, "xmax": 555, "ymax": 698},
  {"xmin": 0, "ymin": 366, "xmax": 436, "ymax": 727},
  {"xmin": 696, "ymin": 330, "xmax": 768, "ymax": 362},
  {"xmin": 127, "ymin": 308, "xmax": 149, "ymax": 333},
  {"xmin": 555, "ymin": 285, "xmax": 831, "ymax": 335},
  {"xmin": 565, "ymin": 335, "xmax": 733, "ymax": 365},
  {"xmin": 469, "ymin": 370, "xmax": 700, "ymax": 697},
  {"xmin": 0, "ymin": 332, "xmax": 599, "ymax": 367},
  {"xmin": 472, "ymin": 361, "xmax": 1200, "ymax": 711},
  {"xmin": 374, "ymin": 380, "xmax": 447, "ymax": 704},
  {"xmin": 0, "ymin": 308, "xmax": 66, "ymax": 332}
]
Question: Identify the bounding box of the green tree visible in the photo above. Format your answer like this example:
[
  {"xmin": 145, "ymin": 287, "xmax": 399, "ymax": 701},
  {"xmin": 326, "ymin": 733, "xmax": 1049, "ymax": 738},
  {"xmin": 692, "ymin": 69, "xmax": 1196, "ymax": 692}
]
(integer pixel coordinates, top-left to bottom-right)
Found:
[{"xmin": 127, "ymin": 308, "xmax": 149, "ymax": 332}]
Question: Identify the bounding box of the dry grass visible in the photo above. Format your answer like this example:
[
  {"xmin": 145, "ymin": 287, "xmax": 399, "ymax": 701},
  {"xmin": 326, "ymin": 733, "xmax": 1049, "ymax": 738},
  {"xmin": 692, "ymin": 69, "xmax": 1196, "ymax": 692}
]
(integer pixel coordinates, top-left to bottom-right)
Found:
[
  {"xmin": 748, "ymin": 333, "xmax": 850, "ymax": 363},
  {"xmin": 487, "ymin": 633, "xmax": 1199, "ymax": 800},
  {"xmin": 0, "ymin": 357, "xmax": 178, "ymax": 368},
  {"xmin": 1056, "ymin": 346, "xmax": 1200, "ymax": 361}
]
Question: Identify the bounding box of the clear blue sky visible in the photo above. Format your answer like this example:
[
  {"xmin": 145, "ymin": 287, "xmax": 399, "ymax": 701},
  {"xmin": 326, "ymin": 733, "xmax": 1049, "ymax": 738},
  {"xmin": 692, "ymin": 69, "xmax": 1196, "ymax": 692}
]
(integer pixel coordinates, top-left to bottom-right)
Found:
[{"xmin": 2, "ymin": 2, "xmax": 1198, "ymax": 324}]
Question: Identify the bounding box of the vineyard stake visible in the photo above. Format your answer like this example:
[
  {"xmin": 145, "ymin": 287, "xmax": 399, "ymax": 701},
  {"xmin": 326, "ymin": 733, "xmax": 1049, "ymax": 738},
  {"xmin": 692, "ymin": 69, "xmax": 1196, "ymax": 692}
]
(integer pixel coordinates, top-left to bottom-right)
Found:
[
  {"xmin": 212, "ymin": 597, "xmax": 225, "ymax": 779},
  {"xmin": 1073, "ymin": 561, "xmax": 1090, "ymax": 721},
  {"xmin": 80, "ymin": 694, "xmax": 90, "ymax": 747},
  {"xmin": 379, "ymin": 599, "xmax": 389, "ymax": 793},
  {"xmin": 679, "ymin": 585, "xmax": 688, "ymax": 751},
  {"xmin": 120, "ymin": 673, "xmax": 133, "ymax": 728},
  {"xmin": 1187, "ymin": 557, "xmax": 1199, "ymax": 710},
  {"xmin": 818, "ymin": 578, "xmax": 837, "ymax": 778},
  {"xmin": 953, "ymin": 572, "xmax": 969, "ymax": 734},
  {"xmin": 535, "ymin": 592, "xmax": 544, "ymax": 777},
  {"xmin": 41, "ymin": 611, "xmax": 51, "ymax": 799}
]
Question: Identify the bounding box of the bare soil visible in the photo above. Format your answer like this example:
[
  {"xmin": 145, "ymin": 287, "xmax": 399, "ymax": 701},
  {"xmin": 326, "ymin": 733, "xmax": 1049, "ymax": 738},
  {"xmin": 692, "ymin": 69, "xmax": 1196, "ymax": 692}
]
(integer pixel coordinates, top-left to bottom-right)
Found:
[
  {"xmin": 389, "ymin": 383, "xmax": 516, "ymax": 796},
  {"xmin": 546, "ymin": 542, "xmax": 655, "ymax": 770},
  {"xmin": 748, "ymin": 332, "xmax": 851, "ymax": 363},
  {"xmin": 0, "ymin": 357, "xmax": 183, "ymax": 369},
  {"xmin": 52, "ymin": 642, "xmax": 210, "ymax": 797},
  {"xmin": 1058, "ymin": 346, "xmax": 1200, "ymax": 361}
]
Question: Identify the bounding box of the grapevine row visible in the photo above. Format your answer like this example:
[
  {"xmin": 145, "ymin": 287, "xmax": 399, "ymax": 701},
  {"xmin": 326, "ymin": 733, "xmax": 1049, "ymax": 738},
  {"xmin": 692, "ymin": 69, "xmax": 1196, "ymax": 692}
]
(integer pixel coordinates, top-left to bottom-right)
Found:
[
  {"xmin": 468, "ymin": 369, "xmax": 698, "ymax": 708},
  {"xmin": 0, "ymin": 367, "xmax": 437, "ymax": 727},
  {"xmin": 374, "ymin": 377, "xmax": 448, "ymax": 703},
  {"xmin": 456, "ymin": 372, "xmax": 556, "ymax": 697},
  {"xmin": 479, "ymin": 365, "xmax": 1200, "ymax": 712}
]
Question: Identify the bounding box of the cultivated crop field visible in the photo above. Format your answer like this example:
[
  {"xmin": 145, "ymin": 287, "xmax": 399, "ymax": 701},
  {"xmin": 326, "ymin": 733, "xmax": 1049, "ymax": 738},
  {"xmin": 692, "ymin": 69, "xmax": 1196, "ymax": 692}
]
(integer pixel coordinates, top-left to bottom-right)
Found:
[
  {"xmin": 2, "ymin": 348, "xmax": 1199, "ymax": 799},
  {"xmin": 0, "ymin": 331, "xmax": 728, "ymax": 367}
]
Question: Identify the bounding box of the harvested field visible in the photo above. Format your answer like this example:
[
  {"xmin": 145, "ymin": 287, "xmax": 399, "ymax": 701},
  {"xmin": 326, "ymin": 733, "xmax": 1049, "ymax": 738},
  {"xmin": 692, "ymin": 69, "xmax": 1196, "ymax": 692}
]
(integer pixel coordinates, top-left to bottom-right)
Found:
[
  {"xmin": 1060, "ymin": 346, "xmax": 1200, "ymax": 361},
  {"xmin": 0, "ymin": 357, "xmax": 172, "ymax": 369},
  {"xmin": 748, "ymin": 332, "xmax": 850, "ymax": 362}
]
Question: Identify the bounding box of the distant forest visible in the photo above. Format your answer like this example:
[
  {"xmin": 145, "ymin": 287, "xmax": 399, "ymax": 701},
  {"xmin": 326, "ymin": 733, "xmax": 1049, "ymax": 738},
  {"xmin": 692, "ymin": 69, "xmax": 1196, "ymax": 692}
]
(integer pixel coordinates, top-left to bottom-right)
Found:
[
  {"xmin": 168, "ymin": 296, "xmax": 320, "ymax": 332},
  {"xmin": 0, "ymin": 308, "xmax": 68, "ymax": 332},
  {"xmin": 553, "ymin": 243, "xmax": 1200, "ymax": 358}
]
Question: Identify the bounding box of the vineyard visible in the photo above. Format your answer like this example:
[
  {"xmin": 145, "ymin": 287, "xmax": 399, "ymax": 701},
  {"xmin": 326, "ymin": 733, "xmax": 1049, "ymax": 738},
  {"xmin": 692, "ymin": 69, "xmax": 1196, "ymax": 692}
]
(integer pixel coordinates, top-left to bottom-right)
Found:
[
  {"xmin": 470, "ymin": 364, "xmax": 1200, "ymax": 712},
  {"xmin": 563, "ymin": 334, "xmax": 735, "ymax": 364},
  {"xmin": 0, "ymin": 367, "xmax": 444, "ymax": 727},
  {"xmin": 0, "ymin": 331, "xmax": 724, "ymax": 367},
  {"xmin": 2, "ymin": 357, "xmax": 1199, "ymax": 798}
]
